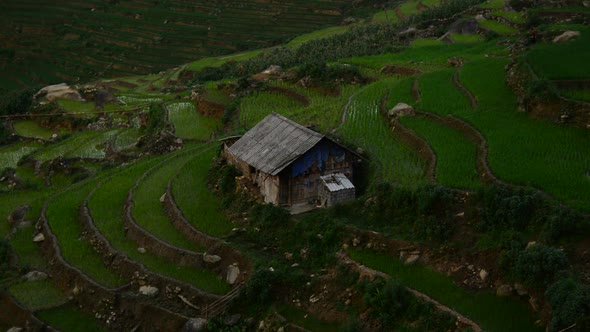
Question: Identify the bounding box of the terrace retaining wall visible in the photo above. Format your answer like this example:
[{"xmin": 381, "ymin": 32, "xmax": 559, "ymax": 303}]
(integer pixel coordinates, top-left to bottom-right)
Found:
[
  {"xmin": 164, "ymin": 176, "xmax": 252, "ymax": 285},
  {"xmin": 79, "ymin": 199, "xmax": 221, "ymax": 309},
  {"xmin": 0, "ymin": 293, "xmax": 52, "ymax": 331}
]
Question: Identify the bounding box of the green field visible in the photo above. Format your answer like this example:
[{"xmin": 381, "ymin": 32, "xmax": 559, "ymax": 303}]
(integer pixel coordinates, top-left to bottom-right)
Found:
[
  {"xmin": 349, "ymin": 249, "xmax": 542, "ymax": 332},
  {"xmin": 167, "ymin": 102, "xmax": 220, "ymax": 140},
  {"xmin": 12, "ymin": 121, "xmax": 55, "ymax": 139}
]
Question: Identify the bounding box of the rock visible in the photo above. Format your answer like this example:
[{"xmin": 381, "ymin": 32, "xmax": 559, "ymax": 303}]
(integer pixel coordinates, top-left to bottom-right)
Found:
[
  {"xmin": 496, "ymin": 284, "xmax": 513, "ymax": 297},
  {"xmin": 159, "ymin": 193, "xmax": 166, "ymax": 203},
  {"xmin": 584, "ymin": 1, "xmax": 590, "ymax": 7},
  {"xmin": 514, "ymin": 283, "xmax": 528, "ymax": 296},
  {"xmin": 526, "ymin": 241, "xmax": 537, "ymax": 250},
  {"xmin": 32, "ymin": 233, "xmax": 45, "ymax": 243},
  {"xmin": 388, "ymin": 103, "xmax": 415, "ymax": 118},
  {"xmin": 467, "ymin": 264, "xmax": 474, "ymax": 271},
  {"xmin": 284, "ymin": 252, "xmax": 293, "ymax": 261},
  {"xmin": 341, "ymin": 17, "xmax": 356, "ymax": 25},
  {"xmin": 352, "ymin": 238, "xmax": 360, "ymax": 247},
  {"xmin": 137, "ymin": 247, "xmax": 146, "ymax": 254},
  {"xmin": 34, "ymin": 83, "xmax": 85, "ymax": 102},
  {"xmin": 479, "ymin": 269, "xmax": 488, "ymax": 282},
  {"xmin": 397, "ymin": 27, "xmax": 416, "ymax": 37},
  {"xmin": 309, "ymin": 294, "xmax": 320, "ymax": 303},
  {"xmin": 203, "ymin": 253, "xmax": 222, "ymax": 264},
  {"xmin": 277, "ymin": 327, "xmax": 285, "ymax": 332},
  {"xmin": 224, "ymin": 314, "xmax": 241, "ymax": 326},
  {"xmin": 9, "ymin": 205, "xmax": 30, "ymax": 224},
  {"xmin": 448, "ymin": 57, "xmax": 465, "ymax": 68},
  {"xmin": 399, "ymin": 251, "xmax": 407, "ymax": 261},
  {"xmin": 261, "ymin": 65, "xmax": 282, "ymax": 76},
  {"xmin": 529, "ymin": 296, "xmax": 539, "ymax": 312},
  {"xmin": 226, "ymin": 264, "xmax": 240, "ymax": 285},
  {"xmin": 72, "ymin": 285, "xmax": 81, "ymax": 295},
  {"xmin": 405, "ymin": 254, "xmax": 420, "ymax": 265},
  {"xmin": 23, "ymin": 271, "xmax": 48, "ymax": 282},
  {"xmin": 7, "ymin": 327, "xmax": 23, "ymax": 332},
  {"xmin": 139, "ymin": 285, "xmax": 159, "ymax": 297},
  {"xmin": 553, "ymin": 31, "xmax": 580, "ymax": 43},
  {"xmin": 475, "ymin": 14, "xmax": 485, "ymax": 21},
  {"xmin": 181, "ymin": 318, "xmax": 208, "ymax": 332},
  {"xmin": 449, "ymin": 18, "xmax": 479, "ymax": 35}
]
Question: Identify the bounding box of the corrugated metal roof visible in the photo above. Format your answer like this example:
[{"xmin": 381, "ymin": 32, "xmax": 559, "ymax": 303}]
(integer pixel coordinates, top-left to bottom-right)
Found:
[
  {"xmin": 320, "ymin": 173, "xmax": 355, "ymax": 192},
  {"xmin": 227, "ymin": 113, "xmax": 324, "ymax": 175}
]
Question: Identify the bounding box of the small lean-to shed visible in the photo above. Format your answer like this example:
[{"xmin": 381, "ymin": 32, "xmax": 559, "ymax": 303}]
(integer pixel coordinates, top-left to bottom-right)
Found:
[
  {"xmin": 318, "ymin": 173, "xmax": 355, "ymax": 207},
  {"xmin": 222, "ymin": 113, "xmax": 358, "ymax": 207}
]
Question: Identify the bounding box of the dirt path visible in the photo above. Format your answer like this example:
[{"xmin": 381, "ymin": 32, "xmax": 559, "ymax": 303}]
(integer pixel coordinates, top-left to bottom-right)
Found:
[
  {"xmin": 453, "ymin": 71, "xmax": 478, "ymax": 110},
  {"xmin": 337, "ymin": 251, "xmax": 483, "ymax": 332}
]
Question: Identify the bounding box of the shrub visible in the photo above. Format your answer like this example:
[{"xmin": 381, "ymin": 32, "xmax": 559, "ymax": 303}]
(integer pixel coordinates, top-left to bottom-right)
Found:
[
  {"xmin": 541, "ymin": 205, "xmax": 582, "ymax": 244},
  {"xmin": 250, "ymin": 203, "xmax": 290, "ymax": 228},
  {"xmin": 546, "ymin": 276, "xmax": 590, "ymax": 331},
  {"xmin": 0, "ymin": 239, "xmax": 11, "ymax": 280},
  {"xmin": 513, "ymin": 244, "xmax": 568, "ymax": 288},
  {"xmin": 413, "ymin": 215, "xmax": 456, "ymax": 242},
  {"xmin": 146, "ymin": 102, "xmax": 166, "ymax": 133},
  {"xmin": 479, "ymin": 185, "xmax": 546, "ymax": 231},
  {"xmin": 363, "ymin": 278, "xmax": 413, "ymax": 326},
  {"xmin": 415, "ymin": 185, "xmax": 455, "ymax": 217}
]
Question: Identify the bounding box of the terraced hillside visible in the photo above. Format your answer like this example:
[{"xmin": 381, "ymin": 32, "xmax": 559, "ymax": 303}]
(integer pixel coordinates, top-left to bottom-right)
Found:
[
  {"xmin": 1, "ymin": 0, "xmax": 590, "ymax": 331},
  {"xmin": 0, "ymin": 0, "xmax": 351, "ymax": 90}
]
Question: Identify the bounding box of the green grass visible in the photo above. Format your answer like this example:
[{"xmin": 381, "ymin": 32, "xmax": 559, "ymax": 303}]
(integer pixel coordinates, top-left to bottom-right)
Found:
[
  {"xmin": 167, "ymin": 102, "xmax": 220, "ymax": 140},
  {"xmin": 204, "ymin": 82, "xmax": 232, "ymax": 105},
  {"xmin": 185, "ymin": 50, "xmax": 264, "ymax": 72},
  {"xmin": 340, "ymin": 78, "xmax": 426, "ymax": 185},
  {"xmin": 348, "ymin": 249, "xmax": 542, "ymax": 332},
  {"xmin": 12, "ymin": 121, "xmax": 55, "ymax": 139},
  {"xmin": 88, "ymin": 152, "xmax": 230, "ymax": 294},
  {"xmin": 57, "ymin": 99, "xmax": 97, "ymax": 115},
  {"xmin": 451, "ymin": 33, "xmax": 485, "ymax": 43},
  {"xmin": 34, "ymin": 129, "xmax": 119, "ymax": 161},
  {"xmin": 492, "ymin": 10, "xmax": 525, "ymax": 23},
  {"xmin": 173, "ymin": 147, "xmax": 234, "ymax": 237},
  {"xmin": 0, "ymin": 189, "xmax": 46, "ymax": 237},
  {"xmin": 276, "ymin": 305, "xmax": 340, "ymax": 332},
  {"xmin": 0, "ymin": 142, "xmax": 42, "ymax": 169},
  {"xmin": 113, "ymin": 128, "xmax": 142, "ymax": 151},
  {"xmin": 46, "ymin": 180, "xmax": 127, "ymax": 288},
  {"xmin": 478, "ymin": 0, "xmax": 504, "ymax": 9},
  {"xmin": 288, "ymin": 26, "xmax": 351, "ymax": 48},
  {"xmin": 411, "ymin": 38, "xmax": 444, "ymax": 47},
  {"xmin": 132, "ymin": 148, "xmax": 208, "ymax": 252},
  {"xmin": 560, "ymin": 89, "xmax": 590, "ymax": 102},
  {"xmin": 525, "ymin": 26, "xmax": 590, "ymax": 79},
  {"xmin": 9, "ymin": 280, "xmax": 68, "ymax": 311},
  {"xmin": 417, "ymin": 69, "xmax": 472, "ymax": 115},
  {"xmin": 37, "ymin": 304, "xmax": 106, "ymax": 332},
  {"xmin": 478, "ymin": 19, "xmax": 518, "ymax": 35},
  {"xmin": 239, "ymin": 90, "xmax": 305, "ymax": 129},
  {"xmin": 459, "ymin": 58, "xmax": 590, "ymax": 211},
  {"xmin": 400, "ymin": 116, "xmax": 481, "ymax": 189},
  {"xmin": 372, "ymin": 9, "xmax": 399, "ymax": 23}
]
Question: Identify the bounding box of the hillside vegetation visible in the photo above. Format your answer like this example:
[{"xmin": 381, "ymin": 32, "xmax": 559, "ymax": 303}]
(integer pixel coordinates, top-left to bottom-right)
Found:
[{"xmin": 1, "ymin": 0, "xmax": 590, "ymax": 331}]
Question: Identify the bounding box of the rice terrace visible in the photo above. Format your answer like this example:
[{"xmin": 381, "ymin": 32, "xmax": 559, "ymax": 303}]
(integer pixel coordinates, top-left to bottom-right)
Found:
[{"xmin": 1, "ymin": 0, "xmax": 590, "ymax": 331}]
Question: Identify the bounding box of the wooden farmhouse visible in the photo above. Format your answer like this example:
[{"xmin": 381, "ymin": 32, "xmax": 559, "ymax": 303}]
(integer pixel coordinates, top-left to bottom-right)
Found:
[{"xmin": 222, "ymin": 113, "xmax": 359, "ymax": 208}]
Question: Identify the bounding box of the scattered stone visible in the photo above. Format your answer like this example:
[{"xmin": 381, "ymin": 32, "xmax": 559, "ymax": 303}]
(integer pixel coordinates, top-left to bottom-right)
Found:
[
  {"xmin": 277, "ymin": 327, "xmax": 285, "ymax": 332},
  {"xmin": 341, "ymin": 243, "xmax": 349, "ymax": 250},
  {"xmin": 261, "ymin": 65, "xmax": 282, "ymax": 76},
  {"xmin": 7, "ymin": 327, "xmax": 23, "ymax": 332},
  {"xmin": 405, "ymin": 254, "xmax": 420, "ymax": 265},
  {"xmin": 514, "ymin": 283, "xmax": 528, "ymax": 296},
  {"xmin": 16, "ymin": 221, "xmax": 32, "ymax": 230},
  {"xmin": 449, "ymin": 18, "xmax": 479, "ymax": 35},
  {"xmin": 475, "ymin": 14, "xmax": 485, "ymax": 21},
  {"xmin": 455, "ymin": 211, "xmax": 465, "ymax": 217},
  {"xmin": 291, "ymin": 263, "xmax": 299, "ymax": 268},
  {"xmin": 448, "ymin": 57, "xmax": 465, "ymax": 68},
  {"xmin": 139, "ymin": 285, "xmax": 159, "ymax": 297},
  {"xmin": 526, "ymin": 241, "xmax": 537, "ymax": 250},
  {"xmin": 352, "ymin": 238, "xmax": 360, "ymax": 247},
  {"xmin": 8, "ymin": 205, "xmax": 30, "ymax": 224},
  {"xmin": 72, "ymin": 285, "xmax": 81, "ymax": 295},
  {"xmin": 309, "ymin": 294, "xmax": 320, "ymax": 303},
  {"xmin": 181, "ymin": 318, "xmax": 208, "ymax": 332},
  {"xmin": 467, "ymin": 264, "xmax": 474, "ymax": 271},
  {"xmin": 226, "ymin": 264, "xmax": 240, "ymax": 284},
  {"xmin": 32, "ymin": 233, "xmax": 45, "ymax": 243},
  {"xmin": 159, "ymin": 193, "xmax": 166, "ymax": 203},
  {"xmin": 203, "ymin": 253, "xmax": 222, "ymax": 264},
  {"xmin": 553, "ymin": 31, "xmax": 580, "ymax": 43},
  {"xmin": 388, "ymin": 103, "xmax": 415, "ymax": 118},
  {"xmin": 224, "ymin": 314, "xmax": 241, "ymax": 327},
  {"xmin": 529, "ymin": 296, "xmax": 539, "ymax": 312},
  {"xmin": 341, "ymin": 17, "xmax": 357, "ymax": 26},
  {"xmin": 397, "ymin": 27, "xmax": 416, "ymax": 37},
  {"xmin": 479, "ymin": 269, "xmax": 488, "ymax": 282},
  {"xmin": 23, "ymin": 271, "xmax": 48, "ymax": 282},
  {"xmin": 584, "ymin": 1, "xmax": 590, "ymax": 7},
  {"xmin": 284, "ymin": 252, "xmax": 293, "ymax": 261},
  {"xmin": 137, "ymin": 247, "xmax": 146, "ymax": 254},
  {"xmin": 496, "ymin": 284, "xmax": 513, "ymax": 297}
]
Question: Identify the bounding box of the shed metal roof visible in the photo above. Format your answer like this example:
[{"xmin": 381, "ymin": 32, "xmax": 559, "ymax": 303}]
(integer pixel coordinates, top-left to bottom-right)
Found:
[
  {"xmin": 227, "ymin": 113, "xmax": 324, "ymax": 176},
  {"xmin": 320, "ymin": 173, "xmax": 355, "ymax": 192}
]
